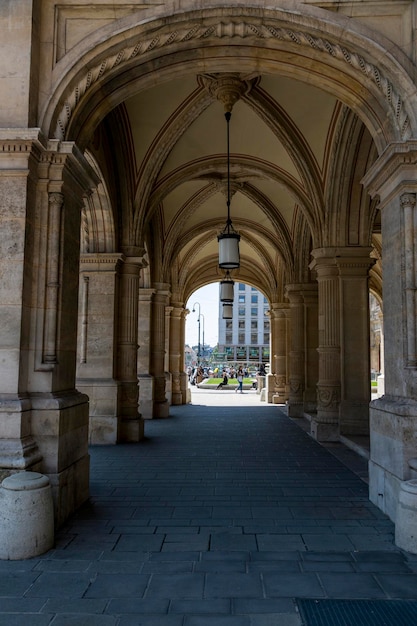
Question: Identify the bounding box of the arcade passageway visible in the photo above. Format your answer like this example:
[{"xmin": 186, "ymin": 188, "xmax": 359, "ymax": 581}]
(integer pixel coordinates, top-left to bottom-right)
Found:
[{"xmin": 1, "ymin": 389, "xmax": 416, "ymax": 625}]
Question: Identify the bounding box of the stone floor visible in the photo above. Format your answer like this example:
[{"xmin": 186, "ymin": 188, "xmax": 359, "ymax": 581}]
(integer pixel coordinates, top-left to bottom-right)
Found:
[{"xmin": 1, "ymin": 388, "xmax": 417, "ymax": 625}]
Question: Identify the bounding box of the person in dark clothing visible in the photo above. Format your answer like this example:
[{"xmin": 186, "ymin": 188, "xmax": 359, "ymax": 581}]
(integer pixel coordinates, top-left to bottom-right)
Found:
[{"xmin": 217, "ymin": 372, "xmax": 228, "ymax": 389}]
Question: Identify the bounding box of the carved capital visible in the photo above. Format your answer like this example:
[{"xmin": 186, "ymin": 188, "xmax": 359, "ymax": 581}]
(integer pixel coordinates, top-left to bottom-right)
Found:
[
  {"xmin": 401, "ymin": 192, "xmax": 416, "ymax": 210},
  {"xmin": 199, "ymin": 73, "xmax": 258, "ymax": 112}
]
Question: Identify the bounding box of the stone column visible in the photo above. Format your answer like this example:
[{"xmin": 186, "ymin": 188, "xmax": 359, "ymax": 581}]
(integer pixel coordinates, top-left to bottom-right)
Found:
[
  {"xmin": 377, "ymin": 309, "xmax": 385, "ymax": 397},
  {"xmin": 151, "ymin": 284, "xmax": 170, "ymax": 418},
  {"xmin": 361, "ymin": 147, "xmax": 417, "ymax": 522},
  {"xmin": 309, "ymin": 251, "xmax": 341, "ymax": 441},
  {"xmin": 24, "ymin": 139, "xmax": 98, "ymax": 526},
  {"xmin": 169, "ymin": 303, "xmax": 184, "ymax": 405},
  {"xmin": 285, "ymin": 286, "xmax": 305, "ymax": 417},
  {"xmin": 336, "ymin": 248, "xmax": 374, "ymax": 436},
  {"xmin": 165, "ymin": 306, "xmax": 173, "ymax": 404},
  {"xmin": 302, "ymin": 284, "xmax": 319, "ymax": 414},
  {"xmin": 76, "ymin": 253, "xmax": 123, "ymax": 444},
  {"xmin": 269, "ymin": 303, "xmax": 289, "ymax": 402},
  {"xmin": 137, "ymin": 288, "xmax": 155, "ymax": 419},
  {"xmin": 180, "ymin": 308, "xmax": 191, "ymax": 404},
  {"xmin": 0, "ymin": 133, "xmax": 43, "ymax": 474},
  {"xmin": 116, "ymin": 254, "xmax": 145, "ymax": 441}
]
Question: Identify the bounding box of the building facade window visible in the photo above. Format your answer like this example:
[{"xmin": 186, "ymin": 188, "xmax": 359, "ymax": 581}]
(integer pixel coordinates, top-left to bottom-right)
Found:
[
  {"xmin": 251, "ymin": 294, "xmax": 258, "ymax": 304},
  {"xmin": 225, "ymin": 332, "xmax": 233, "ymax": 343},
  {"xmin": 264, "ymin": 333, "xmax": 269, "ymax": 344},
  {"xmin": 251, "ymin": 307, "xmax": 258, "ymax": 316},
  {"xmin": 238, "ymin": 295, "xmax": 245, "ymax": 303},
  {"xmin": 251, "ymin": 320, "xmax": 258, "ymax": 330},
  {"xmin": 251, "ymin": 333, "xmax": 258, "ymax": 344},
  {"xmin": 238, "ymin": 332, "xmax": 245, "ymax": 343},
  {"xmin": 239, "ymin": 320, "xmax": 245, "ymax": 329},
  {"xmin": 238, "ymin": 306, "xmax": 245, "ymax": 316}
]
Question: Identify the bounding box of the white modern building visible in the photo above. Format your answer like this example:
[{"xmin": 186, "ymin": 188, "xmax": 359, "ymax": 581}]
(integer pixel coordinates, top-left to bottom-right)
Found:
[{"xmin": 218, "ymin": 283, "xmax": 270, "ymax": 367}]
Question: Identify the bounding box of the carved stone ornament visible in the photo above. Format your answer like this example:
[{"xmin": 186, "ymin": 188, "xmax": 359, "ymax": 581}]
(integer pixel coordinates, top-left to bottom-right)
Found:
[
  {"xmin": 317, "ymin": 385, "xmax": 340, "ymax": 409},
  {"xmin": 199, "ymin": 73, "xmax": 258, "ymax": 112},
  {"xmin": 53, "ymin": 17, "xmax": 411, "ymax": 141}
]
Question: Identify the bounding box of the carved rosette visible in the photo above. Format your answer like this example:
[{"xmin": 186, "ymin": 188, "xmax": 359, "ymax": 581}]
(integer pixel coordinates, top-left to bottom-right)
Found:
[{"xmin": 317, "ymin": 385, "xmax": 341, "ymax": 411}]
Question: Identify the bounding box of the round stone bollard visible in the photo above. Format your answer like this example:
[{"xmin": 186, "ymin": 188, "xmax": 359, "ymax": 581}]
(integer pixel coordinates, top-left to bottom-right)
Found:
[
  {"xmin": 395, "ymin": 479, "xmax": 417, "ymax": 554},
  {"xmin": 0, "ymin": 471, "xmax": 54, "ymax": 560}
]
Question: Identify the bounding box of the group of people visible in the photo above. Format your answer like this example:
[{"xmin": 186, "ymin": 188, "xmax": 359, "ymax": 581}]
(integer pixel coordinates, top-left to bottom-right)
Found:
[{"xmin": 216, "ymin": 366, "xmax": 244, "ymax": 392}]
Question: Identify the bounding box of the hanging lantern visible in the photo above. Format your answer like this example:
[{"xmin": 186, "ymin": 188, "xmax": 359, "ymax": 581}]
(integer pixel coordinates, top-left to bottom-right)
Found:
[
  {"xmin": 220, "ymin": 271, "xmax": 235, "ymax": 302},
  {"xmin": 222, "ymin": 302, "xmax": 233, "ymax": 319},
  {"xmin": 218, "ymin": 110, "xmax": 240, "ymax": 269}
]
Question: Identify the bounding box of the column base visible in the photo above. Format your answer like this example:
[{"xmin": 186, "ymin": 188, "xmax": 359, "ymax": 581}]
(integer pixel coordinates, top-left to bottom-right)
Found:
[
  {"xmin": 30, "ymin": 390, "xmax": 91, "ymax": 527},
  {"xmin": 340, "ymin": 400, "xmax": 370, "ymax": 436},
  {"xmin": 138, "ymin": 375, "xmax": 154, "ymax": 419},
  {"xmin": 369, "ymin": 395, "xmax": 417, "ymax": 521},
  {"xmin": 154, "ymin": 401, "xmax": 170, "ymax": 418},
  {"xmin": 119, "ymin": 417, "xmax": 145, "ymax": 442},
  {"xmin": 287, "ymin": 401, "xmax": 304, "ymax": 418},
  {"xmin": 0, "ymin": 396, "xmax": 43, "ymax": 470},
  {"xmin": 172, "ymin": 392, "xmax": 182, "ymax": 405},
  {"xmin": 0, "ymin": 436, "xmax": 43, "ymax": 470},
  {"xmin": 77, "ymin": 378, "xmax": 118, "ymax": 444},
  {"xmin": 311, "ymin": 418, "xmax": 339, "ymax": 442}
]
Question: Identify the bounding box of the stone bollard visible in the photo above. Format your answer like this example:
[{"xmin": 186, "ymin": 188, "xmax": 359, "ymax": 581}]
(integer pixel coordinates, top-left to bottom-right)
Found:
[
  {"xmin": 0, "ymin": 471, "xmax": 54, "ymax": 560},
  {"xmin": 395, "ymin": 479, "xmax": 417, "ymax": 554}
]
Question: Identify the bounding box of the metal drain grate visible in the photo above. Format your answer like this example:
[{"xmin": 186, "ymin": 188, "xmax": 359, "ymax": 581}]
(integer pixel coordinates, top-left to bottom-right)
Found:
[{"xmin": 297, "ymin": 599, "xmax": 417, "ymax": 626}]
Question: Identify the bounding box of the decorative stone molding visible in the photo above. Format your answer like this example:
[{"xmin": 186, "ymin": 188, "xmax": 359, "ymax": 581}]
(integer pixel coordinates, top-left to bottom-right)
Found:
[
  {"xmin": 199, "ymin": 73, "xmax": 258, "ymax": 112},
  {"xmin": 53, "ymin": 18, "xmax": 411, "ymax": 141}
]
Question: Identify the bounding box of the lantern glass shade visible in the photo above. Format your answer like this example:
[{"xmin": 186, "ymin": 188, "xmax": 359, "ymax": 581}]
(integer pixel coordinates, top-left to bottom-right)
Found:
[
  {"xmin": 222, "ymin": 303, "xmax": 233, "ymax": 319},
  {"xmin": 220, "ymin": 277, "xmax": 234, "ymax": 302},
  {"xmin": 218, "ymin": 232, "xmax": 240, "ymax": 269}
]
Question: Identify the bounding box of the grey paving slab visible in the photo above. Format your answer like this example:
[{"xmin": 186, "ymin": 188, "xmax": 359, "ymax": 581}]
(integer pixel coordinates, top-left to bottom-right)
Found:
[
  {"xmin": 25, "ymin": 572, "xmax": 93, "ymax": 598},
  {"xmin": 84, "ymin": 572, "xmax": 150, "ymax": 598},
  {"xmin": 50, "ymin": 616, "xmax": 118, "ymax": 625},
  {"xmin": 318, "ymin": 572, "xmax": 388, "ymax": 598},
  {"xmin": 0, "ymin": 617, "xmax": 53, "ymax": 626},
  {"xmin": 204, "ymin": 573, "xmax": 263, "ymax": 598},
  {"xmin": 263, "ymin": 572, "xmax": 325, "ymax": 598}
]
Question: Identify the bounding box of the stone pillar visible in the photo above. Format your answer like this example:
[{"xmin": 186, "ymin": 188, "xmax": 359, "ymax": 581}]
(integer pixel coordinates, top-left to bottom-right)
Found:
[
  {"xmin": 169, "ymin": 303, "xmax": 184, "ymax": 405},
  {"xmin": 180, "ymin": 308, "xmax": 191, "ymax": 404},
  {"xmin": 362, "ymin": 144, "xmax": 417, "ymax": 522},
  {"xmin": 0, "ymin": 133, "xmax": 43, "ymax": 474},
  {"xmin": 137, "ymin": 288, "xmax": 155, "ymax": 419},
  {"xmin": 151, "ymin": 284, "xmax": 170, "ymax": 418},
  {"xmin": 76, "ymin": 253, "xmax": 123, "ymax": 444},
  {"xmin": 336, "ymin": 249, "xmax": 374, "ymax": 436},
  {"xmin": 34, "ymin": 143, "xmax": 100, "ymax": 525},
  {"xmin": 269, "ymin": 303, "xmax": 290, "ymax": 402},
  {"xmin": 116, "ymin": 254, "xmax": 145, "ymax": 441},
  {"xmin": 303, "ymin": 284, "xmax": 319, "ymax": 414},
  {"xmin": 309, "ymin": 251, "xmax": 341, "ymax": 441},
  {"xmin": 377, "ymin": 309, "xmax": 385, "ymax": 397},
  {"xmin": 165, "ymin": 305, "xmax": 173, "ymax": 404},
  {"xmin": 285, "ymin": 286, "xmax": 305, "ymax": 417}
]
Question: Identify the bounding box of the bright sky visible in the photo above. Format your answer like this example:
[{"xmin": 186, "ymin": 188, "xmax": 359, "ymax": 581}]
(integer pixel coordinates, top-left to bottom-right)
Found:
[{"xmin": 185, "ymin": 283, "xmax": 219, "ymax": 348}]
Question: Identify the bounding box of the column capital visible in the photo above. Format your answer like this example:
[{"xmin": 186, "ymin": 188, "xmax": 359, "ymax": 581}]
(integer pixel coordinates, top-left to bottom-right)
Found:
[
  {"xmin": 361, "ymin": 141, "xmax": 417, "ymax": 209},
  {"xmin": 401, "ymin": 192, "xmax": 417, "ymax": 209}
]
